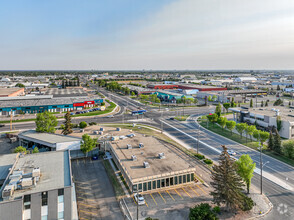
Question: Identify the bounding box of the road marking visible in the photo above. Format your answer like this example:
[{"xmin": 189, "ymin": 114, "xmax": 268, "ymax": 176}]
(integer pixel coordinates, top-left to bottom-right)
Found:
[
  {"xmin": 145, "ymin": 200, "xmax": 149, "ymax": 207},
  {"xmin": 166, "ymin": 190, "xmax": 175, "ymax": 201},
  {"xmin": 77, "ymin": 197, "xmax": 96, "ymax": 202},
  {"xmin": 158, "ymin": 192, "xmax": 166, "ymax": 203},
  {"xmin": 132, "ymin": 196, "xmax": 137, "ymax": 205},
  {"xmin": 79, "ymin": 203, "xmax": 97, "ymax": 208},
  {"xmin": 150, "ymin": 193, "xmax": 157, "ymax": 205},
  {"xmin": 174, "ymin": 189, "xmax": 183, "ymax": 199},
  {"xmin": 79, "ymin": 218, "xmax": 88, "ymax": 220},
  {"xmin": 189, "ymin": 186, "xmax": 199, "ymax": 196},
  {"xmin": 77, "ymin": 191, "xmax": 92, "ymax": 195},
  {"xmin": 196, "ymin": 184, "xmax": 208, "ymax": 195},
  {"xmin": 182, "ymin": 187, "xmax": 192, "ymax": 198},
  {"xmin": 79, "ymin": 210, "xmax": 97, "ymax": 216}
]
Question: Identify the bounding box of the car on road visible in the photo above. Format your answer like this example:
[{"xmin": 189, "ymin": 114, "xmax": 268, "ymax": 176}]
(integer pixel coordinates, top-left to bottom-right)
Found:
[
  {"xmin": 227, "ymin": 150, "xmax": 236, "ymax": 156},
  {"xmin": 169, "ymin": 117, "xmax": 174, "ymax": 120},
  {"xmin": 134, "ymin": 193, "xmax": 145, "ymax": 205},
  {"xmin": 70, "ymin": 113, "xmax": 75, "ymax": 115},
  {"xmin": 107, "ymin": 115, "xmax": 114, "ymax": 118},
  {"xmin": 0, "ymin": 124, "xmax": 5, "ymax": 127}
]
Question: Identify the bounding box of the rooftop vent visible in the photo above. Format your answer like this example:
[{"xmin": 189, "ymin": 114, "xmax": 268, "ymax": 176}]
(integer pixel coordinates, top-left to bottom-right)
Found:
[
  {"xmin": 116, "ymin": 127, "xmax": 121, "ymax": 131},
  {"xmin": 127, "ymin": 144, "xmax": 132, "ymax": 149},
  {"xmin": 99, "ymin": 131, "xmax": 103, "ymax": 135},
  {"xmin": 143, "ymin": 161, "xmax": 150, "ymax": 168},
  {"xmin": 93, "ymin": 130, "xmax": 99, "ymax": 135},
  {"xmin": 158, "ymin": 153, "xmax": 165, "ymax": 159},
  {"xmin": 131, "ymin": 155, "xmax": 137, "ymax": 161},
  {"xmin": 139, "ymin": 143, "xmax": 144, "ymax": 148},
  {"xmin": 100, "ymin": 127, "xmax": 104, "ymax": 131},
  {"xmin": 2, "ymin": 185, "xmax": 14, "ymax": 199}
]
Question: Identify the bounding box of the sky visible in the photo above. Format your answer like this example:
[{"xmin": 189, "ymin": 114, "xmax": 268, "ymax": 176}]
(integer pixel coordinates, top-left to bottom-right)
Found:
[{"xmin": 1, "ymin": 0, "xmax": 294, "ymax": 70}]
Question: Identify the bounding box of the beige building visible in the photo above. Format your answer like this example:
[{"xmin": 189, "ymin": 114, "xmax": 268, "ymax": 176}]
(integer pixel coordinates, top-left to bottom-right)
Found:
[{"xmin": 0, "ymin": 87, "xmax": 25, "ymax": 97}]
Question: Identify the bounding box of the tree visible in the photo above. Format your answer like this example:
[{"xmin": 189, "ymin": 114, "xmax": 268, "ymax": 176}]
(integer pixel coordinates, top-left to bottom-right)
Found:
[
  {"xmin": 268, "ymin": 131, "xmax": 274, "ymax": 151},
  {"xmin": 236, "ymin": 123, "xmax": 247, "ymax": 139},
  {"xmin": 35, "ymin": 111, "xmax": 58, "ymax": 133},
  {"xmin": 15, "ymin": 83, "xmax": 25, "ymax": 88},
  {"xmin": 235, "ymin": 155, "xmax": 256, "ymax": 194},
  {"xmin": 155, "ymin": 98, "xmax": 161, "ymax": 103},
  {"xmin": 230, "ymin": 100, "xmax": 236, "ymax": 107},
  {"xmin": 276, "ymin": 116, "xmax": 282, "ymax": 131},
  {"xmin": 80, "ymin": 134, "xmax": 97, "ymax": 157},
  {"xmin": 253, "ymin": 130, "xmax": 260, "ymax": 142},
  {"xmin": 273, "ymin": 99, "xmax": 283, "ymax": 106},
  {"xmin": 210, "ymin": 145, "xmax": 245, "ymax": 210},
  {"xmin": 32, "ymin": 147, "xmax": 39, "ymax": 154},
  {"xmin": 265, "ymin": 100, "xmax": 268, "ymax": 107},
  {"xmin": 274, "ymin": 128, "xmax": 282, "ymax": 154},
  {"xmin": 215, "ymin": 103, "xmax": 222, "ymax": 117},
  {"xmin": 243, "ymin": 123, "xmax": 249, "ymax": 142},
  {"xmin": 246, "ymin": 125, "xmax": 256, "ymax": 141},
  {"xmin": 62, "ymin": 112, "xmax": 73, "ymax": 135},
  {"xmin": 207, "ymin": 114, "xmax": 218, "ymax": 125},
  {"xmin": 13, "ymin": 146, "xmax": 27, "ymax": 154},
  {"xmin": 226, "ymin": 121, "xmax": 236, "ymax": 135},
  {"xmin": 261, "ymin": 100, "xmax": 264, "ymax": 107},
  {"xmin": 189, "ymin": 203, "xmax": 218, "ymax": 220},
  {"xmin": 223, "ymin": 103, "xmax": 230, "ymax": 113},
  {"xmin": 79, "ymin": 121, "xmax": 87, "ymax": 129},
  {"xmin": 217, "ymin": 117, "xmax": 227, "ymax": 130},
  {"xmin": 282, "ymin": 140, "xmax": 294, "ymax": 159},
  {"xmin": 250, "ymin": 99, "xmax": 253, "ymax": 108},
  {"xmin": 259, "ymin": 131, "xmax": 270, "ymax": 147},
  {"xmin": 131, "ymin": 91, "xmax": 135, "ymax": 96},
  {"xmin": 212, "ymin": 95, "xmax": 217, "ymax": 102},
  {"xmin": 101, "ymin": 102, "xmax": 106, "ymax": 106},
  {"xmin": 208, "ymin": 95, "xmax": 212, "ymax": 102},
  {"xmin": 193, "ymin": 98, "xmax": 198, "ymax": 105}
]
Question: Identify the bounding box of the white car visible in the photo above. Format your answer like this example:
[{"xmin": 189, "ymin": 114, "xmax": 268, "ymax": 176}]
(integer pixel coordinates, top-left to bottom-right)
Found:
[
  {"xmin": 107, "ymin": 115, "xmax": 114, "ymax": 118},
  {"xmin": 227, "ymin": 150, "xmax": 237, "ymax": 156},
  {"xmin": 134, "ymin": 193, "xmax": 145, "ymax": 205}
]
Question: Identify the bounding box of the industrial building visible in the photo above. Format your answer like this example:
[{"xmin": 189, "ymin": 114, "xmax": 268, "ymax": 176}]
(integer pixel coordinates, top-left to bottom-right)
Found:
[
  {"xmin": 147, "ymin": 83, "xmax": 227, "ymax": 92},
  {"xmin": 18, "ymin": 130, "xmax": 81, "ymax": 151},
  {"xmin": 0, "ymin": 87, "xmax": 25, "ymax": 97},
  {"xmin": 0, "ymin": 151, "xmax": 74, "ymax": 220},
  {"xmin": 0, "ymin": 95, "xmax": 103, "ymax": 115},
  {"xmin": 153, "ymin": 90, "xmax": 194, "ymax": 102},
  {"xmin": 108, "ymin": 130, "xmax": 196, "ymax": 193}
]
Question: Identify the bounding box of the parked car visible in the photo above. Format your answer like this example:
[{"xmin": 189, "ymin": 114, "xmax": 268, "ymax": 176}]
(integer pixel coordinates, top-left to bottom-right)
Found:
[
  {"xmin": 0, "ymin": 124, "xmax": 5, "ymax": 127},
  {"xmin": 227, "ymin": 150, "xmax": 236, "ymax": 156},
  {"xmin": 107, "ymin": 115, "xmax": 114, "ymax": 118},
  {"xmin": 134, "ymin": 193, "xmax": 145, "ymax": 205},
  {"xmin": 70, "ymin": 113, "xmax": 75, "ymax": 115},
  {"xmin": 169, "ymin": 117, "xmax": 174, "ymax": 120}
]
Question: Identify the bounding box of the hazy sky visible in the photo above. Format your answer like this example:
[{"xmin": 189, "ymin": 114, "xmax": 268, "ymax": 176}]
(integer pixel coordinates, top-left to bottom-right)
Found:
[{"xmin": 1, "ymin": 0, "xmax": 294, "ymax": 70}]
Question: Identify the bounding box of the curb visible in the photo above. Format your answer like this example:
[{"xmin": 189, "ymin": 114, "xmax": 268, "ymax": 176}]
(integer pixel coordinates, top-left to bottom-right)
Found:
[{"xmin": 247, "ymin": 194, "xmax": 273, "ymax": 220}]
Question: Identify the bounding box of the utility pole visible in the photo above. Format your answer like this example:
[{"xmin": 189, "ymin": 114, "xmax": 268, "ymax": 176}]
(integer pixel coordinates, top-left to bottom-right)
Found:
[
  {"xmin": 197, "ymin": 122, "xmax": 200, "ymax": 154},
  {"xmin": 260, "ymin": 140, "xmax": 263, "ymax": 195}
]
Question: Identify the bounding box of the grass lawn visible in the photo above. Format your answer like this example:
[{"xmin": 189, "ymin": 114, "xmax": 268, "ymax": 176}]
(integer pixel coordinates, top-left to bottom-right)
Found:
[
  {"xmin": 174, "ymin": 115, "xmax": 190, "ymax": 121},
  {"xmin": 102, "ymin": 159, "xmax": 125, "ymax": 199},
  {"xmin": 200, "ymin": 121, "xmax": 294, "ymax": 167}
]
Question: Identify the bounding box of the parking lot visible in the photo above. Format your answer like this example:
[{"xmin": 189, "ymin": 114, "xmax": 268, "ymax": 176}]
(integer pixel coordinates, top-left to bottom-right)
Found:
[
  {"xmin": 71, "ymin": 158, "xmax": 123, "ymax": 220},
  {"xmin": 125, "ymin": 183, "xmax": 212, "ymax": 220}
]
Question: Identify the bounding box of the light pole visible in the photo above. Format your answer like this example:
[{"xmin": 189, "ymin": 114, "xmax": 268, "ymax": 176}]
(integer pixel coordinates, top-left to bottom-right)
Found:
[{"xmin": 197, "ymin": 119, "xmax": 201, "ymax": 154}]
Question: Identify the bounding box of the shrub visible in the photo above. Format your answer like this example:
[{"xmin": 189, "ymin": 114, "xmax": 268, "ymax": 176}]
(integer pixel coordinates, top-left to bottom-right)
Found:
[
  {"xmin": 194, "ymin": 153, "xmax": 205, "ymax": 160},
  {"xmin": 101, "ymin": 102, "xmax": 105, "ymax": 106},
  {"xmin": 240, "ymin": 193, "xmax": 255, "ymax": 211},
  {"xmin": 189, "ymin": 203, "xmax": 218, "ymax": 220},
  {"xmin": 60, "ymin": 124, "xmax": 65, "ymax": 130},
  {"xmin": 89, "ymin": 122, "xmax": 97, "ymax": 126},
  {"xmin": 71, "ymin": 123, "xmax": 78, "ymax": 128},
  {"xmin": 203, "ymin": 159, "xmax": 213, "ymax": 165},
  {"xmin": 79, "ymin": 121, "xmax": 87, "ymax": 129},
  {"xmin": 212, "ymin": 206, "xmax": 221, "ymax": 214}
]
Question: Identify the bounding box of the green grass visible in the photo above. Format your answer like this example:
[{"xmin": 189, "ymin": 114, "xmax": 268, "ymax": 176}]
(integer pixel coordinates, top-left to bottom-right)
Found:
[
  {"xmin": 264, "ymin": 151, "xmax": 294, "ymax": 167},
  {"xmin": 174, "ymin": 115, "xmax": 190, "ymax": 121},
  {"xmin": 72, "ymin": 101, "xmax": 116, "ymax": 117},
  {"xmin": 0, "ymin": 118, "xmax": 37, "ymax": 124},
  {"xmin": 102, "ymin": 159, "xmax": 125, "ymax": 198}
]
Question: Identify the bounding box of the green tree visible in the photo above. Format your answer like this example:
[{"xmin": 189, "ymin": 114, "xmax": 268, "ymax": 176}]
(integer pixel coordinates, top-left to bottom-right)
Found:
[
  {"xmin": 230, "ymin": 100, "xmax": 236, "ymax": 107},
  {"xmin": 282, "ymin": 140, "xmax": 294, "ymax": 159},
  {"xmin": 207, "ymin": 114, "xmax": 218, "ymax": 126},
  {"xmin": 13, "ymin": 146, "xmax": 27, "ymax": 154},
  {"xmin": 235, "ymin": 155, "xmax": 256, "ymax": 194},
  {"xmin": 62, "ymin": 111, "xmax": 73, "ymax": 135},
  {"xmin": 101, "ymin": 102, "xmax": 106, "ymax": 106},
  {"xmin": 253, "ymin": 130, "xmax": 260, "ymax": 142},
  {"xmin": 212, "ymin": 95, "xmax": 217, "ymax": 102},
  {"xmin": 243, "ymin": 123, "xmax": 249, "ymax": 142},
  {"xmin": 217, "ymin": 117, "xmax": 227, "ymax": 130},
  {"xmin": 236, "ymin": 123, "xmax": 247, "ymax": 139},
  {"xmin": 226, "ymin": 121, "xmax": 236, "ymax": 135},
  {"xmin": 32, "ymin": 147, "xmax": 39, "ymax": 154},
  {"xmin": 265, "ymin": 100, "xmax": 268, "ymax": 107},
  {"xmin": 35, "ymin": 111, "xmax": 58, "ymax": 133},
  {"xmin": 246, "ymin": 125, "xmax": 256, "ymax": 141},
  {"xmin": 155, "ymin": 98, "xmax": 161, "ymax": 103},
  {"xmin": 189, "ymin": 203, "xmax": 218, "ymax": 220},
  {"xmin": 274, "ymin": 128, "xmax": 282, "ymax": 154},
  {"xmin": 79, "ymin": 121, "xmax": 87, "ymax": 129},
  {"xmin": 208, "ymin": 95, "xmax": 212, "ymax": 101},
  {"xmin": 80, "ymin": 134, "xmax": 97, "ymax": 157},
  {"xmin": 15, "ymin": 83, "xmax": 25, "ymax": 88},
  {"xmin": 268, "ymin": 131, "xmax": 274, "ymax": 151},
  {"xmin": 215, "ymin": 103, "xmax": 222, "ymax": 117},
  {"xmin": 261, "ymin": 100, "xmax": 264, "ymax": 107},
  {"xmin": 193, "ymin": 98, "xmax": 198, "ymax": 105},
  {"xmin": 276, "ymin": 116, "xmax": 282, "ymax": 131},
  {"xmin": 259, "ymin": 131, "xmax": 270, "ymax": 147},
  {"xmin": 210, "ymin": 145, "xmax": 245, "ymax": 210},
  {"xmin": 131, "ymin": 91, "xmax": 135, "ymax": 96},
  {"xmin": 250, "ymin": 99, "xmax": 253, "ymax": 108},
  {"xmin": 223, "ymin": 103, "xmax": 230, "ymax": 113}
]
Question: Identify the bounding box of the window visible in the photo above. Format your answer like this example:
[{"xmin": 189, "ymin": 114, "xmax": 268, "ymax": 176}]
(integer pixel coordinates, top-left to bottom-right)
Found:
[
  {"xmin": 183, "ymin": 175, "xmax": 186, "ymax": 183},
  {"xmin": 143, "ymin": 182, "xmax": 147, "ymax": 191},
  {"xmin": 179, "ymin": 176, "xmax": 182, "ymax": 184},
  {"xmin": 58, "ymin": 211, "xmax": 64, "ymax": 219},
  {"xmin": 161, "ymin": 179, "xmax": 165, "ymax": 188},
  {"xmin": 187, "ymin": 174, "xmax": 190, "ymax": 182},
  {"xmin": 157, "ymin": 180, "xmax": 161, "ymax": 188},
  {"xmin": 165, "ymin": 178, "xmax": 170, "ymax": 187},
  {"xmin": 58, "ymin": 189, "xmax": 64, "ymax": 203},
  {"xmin": 191, "ymin": 173, "xmax": 194, "ymax": 182},
  {"xmin": 152, "ymin": 181, "xmax": 156, "ymax": 190},
  {"xmin": 138, "ymin": 183, "xmax": 142, "ymax": 191},
  {"xmin": 170, "ymin": 177, "xmax": 174, "ymax": 186},
  {"xmin": 42, "ymin": 192, "xmax": 48, "ymax": 206},
  {"xmin": 24, "ymin": 194, "xmax": 31, "ymax": 209},
  {"xmin": 41, "ymin": 216, "xmax": 47, "ymax": 220},
  {"xmin": 148, "ymin": 182, "xmax": 151, "ymax": 191},
  {"xmin": 174, "ymin": 176, "xmax": 178, "ymax": 185}
]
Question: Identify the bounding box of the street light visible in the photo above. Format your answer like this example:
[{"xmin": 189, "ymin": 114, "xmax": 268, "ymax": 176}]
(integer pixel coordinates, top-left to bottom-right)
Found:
[{"xmin": 197, "ymin": 118, "xmax": 202, "ymax": 154}]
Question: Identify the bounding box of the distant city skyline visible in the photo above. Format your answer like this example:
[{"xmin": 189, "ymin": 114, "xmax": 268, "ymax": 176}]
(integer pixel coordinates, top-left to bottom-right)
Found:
[{"xmin": 1, "ymin": 0, "xmax": 294, "ymax": 70}]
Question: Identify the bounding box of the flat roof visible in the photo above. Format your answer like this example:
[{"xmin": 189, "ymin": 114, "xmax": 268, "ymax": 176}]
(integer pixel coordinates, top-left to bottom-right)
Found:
[
  {"xmin": 44, "ymin": 88, "xmax": 87, "ymax": 97},
  {"xmin": 10, "ymin": 151, "xmax": 71, "ymax": 199},
  {"xmin": 0, "ymin": 154, "xmax": 18, "ymax": 181},
  {"xmin": 111, "ymin": 132, "xmax": 196, "ymax": 182},
  {"xmin": 19, "ymin": 130, "xmax": 81, "ymax": 144},
  {"xmin": 0, "ymin": 87, "xmax": 23, "ymax": 96}
]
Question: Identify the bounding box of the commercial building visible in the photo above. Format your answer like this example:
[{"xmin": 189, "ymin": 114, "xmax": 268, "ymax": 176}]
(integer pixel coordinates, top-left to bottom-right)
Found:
[
  {"xmin": 0, "ymin": 151, "xmax": 74, "ymax": 220},
  {"xmin": 108, "ymin": 131, "xmax": 196, "ymax": 193},
  {"xmin": 153, "ymin": 90, "xmax": 193, "ymax": 102},
  {"xmin": 147, "ymin": 84, "xmax": 179, "ymax": 90},
  {"xmin": 147, "ymin": 83, "xmax": 227, "ymax": 92},
  {"xmin": 43, "ymin": 88, "xmax": 87, "ymax": 98},
  {"xmin": 234, "ymin": 77, "xmax": 257, "ymax": 83},
  {"xmin": 19, "ymin": 130, "xmax": 81, "ymax": 151},
  {"xmin": 229, "ymin": 106, "xmax": 294, "ymax": 139},
  {"xmin": 0, "ymin": 87, "xmax": 25, "ymax": 97}
]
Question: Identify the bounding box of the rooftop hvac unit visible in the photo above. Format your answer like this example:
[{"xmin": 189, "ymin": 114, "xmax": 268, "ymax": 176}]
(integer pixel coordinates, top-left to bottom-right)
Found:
[
  {"xmin": 9, "ymin": 174, "xmax": 22, "ymax": 180},
  {"xmin": 32, "ymin": 167, "xmax": 40, "ymax": 178},
  {"xmin": 2, "ymin": 185, "xmax": 14, "ymax": 199},
  {"xmin": 99, "ymin": 131, "xmax": 103, "ymax": 135},
  {"xmin": 21, "ymin": 178, "xmax": 33, "ymax": 187},
  {"xmin": 139, "ymin": 143, "xmax": 144, "ymax": 148},
  {"xmin": 80, "ymin": 129, "xmax": 84, "ymax": 132},
  {"xmin": 116, "ymin": 127, "xmax": 121, "ymax": 131},
  {"xmin": 93, "ymin": 130, "xmax": 99, "ymax": 135},
  {"xmin": 143, "ymin": 162, "xmax": 150, "ymax": 168},
  {"xmin": 131, "ymin": 155, "xmax": 137, "ymax": 161},
  {"xmin": 111, "ymin": 136, "xmax": 119, "ymax": 141},
  {"xmin": 158, "ymin": 153, "xmax": 165, "ymax": 159},
  {"xmin": 12, "ymin": 170, "xmax": 23, "ymax": 176},
  {"xmin": 100, "ymin": 127, "xmax": 104, "ymax": 131},
  {"xmin": 127, "ymin": 144, "xmax": 132, "ymax": 149}
]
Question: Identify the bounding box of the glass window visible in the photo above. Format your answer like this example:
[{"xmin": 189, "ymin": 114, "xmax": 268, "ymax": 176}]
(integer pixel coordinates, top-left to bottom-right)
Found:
[
  {"xmin": 170, "ymin": 177, "xmax": 174, "ymax": 186},
  {"xmin": 165, "ymin": 178, "xmax": 170, "ymax": 187},
  {"xmin": 183, "ymin": 175, "xmax": 186, "ymax": 183},
  {"xmin": 187, "ymin": 174, "xmax": 190, "ymax": 182},
  {"xmin": 58, "ymin": 189, "xmax": 64, "ymax": 196},
  {"xmin": 175, "ymin": 176, "xmax": 178, "ymax": 185},
  {"xmin": 42, "ymin": 192, "xmax": 48, "ymax": 206},
  {"xmin": 191, "ymin": 173, "xmax": 194, "ymax": 182},
  {"xmin": 24, "ymin": 194, "xmax": 31, "ymax": 209},
  {"xmin": 143, "ymin": 182, "xmax": 147, "ymax": 191},
  {"xmin": 157, "ymin": 180, "xmax": 161, "ymax": 188},
  {"xmin": 138, "ymin": 183, "xmax": 142, "ymax": 191},
  {"xmin": 152, "ymin": 181, "xmax": 156, "ymax": 190},
  {"xmin": 41, "ymin": 216, "xmax": 48, "ymax": 220},
  {"xmin": 161, "ymin": 179, "xmax": 165, "ymax": 188},
  {"xmin": 148, "ymin": 182, "xmax": 151, "ymax": 191},
  {"xmin": 58, "ymin": 211, "xmax": 64, "ymax": 219},
  {"xmin": 179, "ymin": 176, "xmax": 182, "ymax": 184},
  {"xmin": 58, "ymin": 195, "xmax": 64, "ymax": 203}
]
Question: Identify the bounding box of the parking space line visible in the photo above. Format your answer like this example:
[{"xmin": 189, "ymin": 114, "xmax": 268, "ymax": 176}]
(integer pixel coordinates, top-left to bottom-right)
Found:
[
  {"xmin": 150, "ymin": 193, "xmax": 157, "ymax": 205},
  {"xmin": 132, "ymin": 196, "xmax": 137, "ymax": 205},
  {"xmin": 79, "ymin": 203, "xmax": 97, "ymax": 208},
  {"xmin": 189, "ymin": 186, "xmax": 199, "ymax": 196},
  {"xmin": 77, "ymin": 197, "xmax": 96, "ymax": 202},
  {"xmin": 80, "ymin": 210, "xmax": 97, "ymax": 216},
  {"xmin": 145, "ymin": 200, "xmax": 149, "ymax": 207},
  {"xmin": 174, "ymin": 189, "xmax": 183, "ymax": 199},
  {"xmin": 182, "ymin": 187, "xmax": 192, "ymax": 198},
  {"xmin": 196, "ymin": 184, "xmax": 208, "ymax": 195},
  {"xmin": 77, "ymin": 191, "xmax": 92, "ymax": 196},
  {"xmin": 158, "ymin": 192, "xmax": 166, "ymax": 203},
  {"xmin": 80, "ymin": 218, "xmax": 88, "ymax": 220},
  {"xmin": 166, "ymin": 190, "xmax": 175, "ymax": 201}
]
